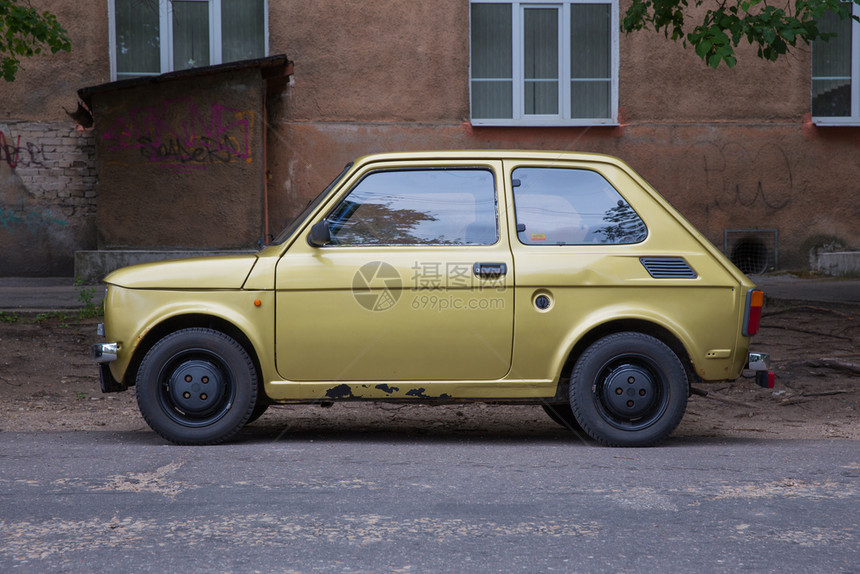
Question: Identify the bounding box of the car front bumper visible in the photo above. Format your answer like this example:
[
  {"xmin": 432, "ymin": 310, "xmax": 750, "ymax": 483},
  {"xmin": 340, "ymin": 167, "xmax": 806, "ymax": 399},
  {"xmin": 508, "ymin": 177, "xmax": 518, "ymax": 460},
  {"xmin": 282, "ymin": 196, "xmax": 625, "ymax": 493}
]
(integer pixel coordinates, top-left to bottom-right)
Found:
[
  {"xmin": 92, "ymin": 323, "xmax": 126, "ymax": 393},
  {"xmin": 91, "ymin": 341, "xmax": 117, "ymax": 363}
]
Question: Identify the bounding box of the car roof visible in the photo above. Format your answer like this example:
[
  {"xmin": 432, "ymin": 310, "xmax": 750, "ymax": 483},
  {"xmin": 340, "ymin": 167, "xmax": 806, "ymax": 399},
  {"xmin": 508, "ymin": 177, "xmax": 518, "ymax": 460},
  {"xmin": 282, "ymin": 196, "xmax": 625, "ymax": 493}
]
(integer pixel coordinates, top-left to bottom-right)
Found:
[{"xmin": 352, "ymin": 150, "xmax": 631, "ymax": 169}]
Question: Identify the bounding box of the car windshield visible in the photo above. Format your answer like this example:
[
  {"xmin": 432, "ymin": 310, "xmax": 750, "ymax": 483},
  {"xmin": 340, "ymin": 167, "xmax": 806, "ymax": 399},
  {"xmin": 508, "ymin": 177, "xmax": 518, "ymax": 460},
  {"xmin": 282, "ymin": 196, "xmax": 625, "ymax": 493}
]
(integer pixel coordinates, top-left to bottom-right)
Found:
[{"xmin": 269, "ymin": 163, "xmax": 353, "ymax": 246}]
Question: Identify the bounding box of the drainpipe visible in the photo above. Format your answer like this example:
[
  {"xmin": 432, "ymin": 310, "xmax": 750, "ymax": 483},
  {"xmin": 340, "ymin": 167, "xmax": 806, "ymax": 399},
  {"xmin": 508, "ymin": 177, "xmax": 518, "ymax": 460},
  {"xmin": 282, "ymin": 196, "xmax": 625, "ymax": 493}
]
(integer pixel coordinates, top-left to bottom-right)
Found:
[{"xmin": 262, "ymin": 90, "xmax": 270, "ymax": 244}]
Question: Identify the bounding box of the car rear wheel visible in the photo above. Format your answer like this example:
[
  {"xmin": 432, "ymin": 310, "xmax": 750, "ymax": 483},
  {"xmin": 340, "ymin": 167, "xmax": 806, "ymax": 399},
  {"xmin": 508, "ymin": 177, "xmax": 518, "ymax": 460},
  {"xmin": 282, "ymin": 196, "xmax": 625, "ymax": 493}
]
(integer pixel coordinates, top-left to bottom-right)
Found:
[
  {"xmin": 136, "ymin": 328, "xmax": 257, "ymax": 445},
  {"xmin": 569, "ymin": 332, "xmax": 687, "ymax": 447}
]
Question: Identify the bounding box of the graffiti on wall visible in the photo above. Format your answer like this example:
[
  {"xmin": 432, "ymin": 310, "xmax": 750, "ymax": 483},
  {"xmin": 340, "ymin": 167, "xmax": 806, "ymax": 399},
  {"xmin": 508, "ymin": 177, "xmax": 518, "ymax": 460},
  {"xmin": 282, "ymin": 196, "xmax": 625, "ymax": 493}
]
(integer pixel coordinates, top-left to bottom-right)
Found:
[
  {"xmin": 103, "ymin": 98, "xmax": 255, "ymax": 173},
  {"xmin": 0, "ymin": 200, "xmax": 67, "ymax": 232},
  {"xmin": 1, "ymin": 130, "xmax": 65, "ymax": 234},
  {"xmin": 1, "ymin": 131, "xmax": 47, "ymax": 169},
  {"xmin": 687, "ymin": 142, "xmax": 793, "ymax": 212}
]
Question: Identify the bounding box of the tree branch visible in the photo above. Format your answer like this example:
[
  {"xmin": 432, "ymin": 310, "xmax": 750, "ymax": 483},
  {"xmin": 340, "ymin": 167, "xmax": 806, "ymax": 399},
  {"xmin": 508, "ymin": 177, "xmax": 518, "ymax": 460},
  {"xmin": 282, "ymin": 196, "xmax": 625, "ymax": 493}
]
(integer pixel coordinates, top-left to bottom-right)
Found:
[{"xmin": 622, "ymin": 0, "xmax": 858, "ymax": 68}]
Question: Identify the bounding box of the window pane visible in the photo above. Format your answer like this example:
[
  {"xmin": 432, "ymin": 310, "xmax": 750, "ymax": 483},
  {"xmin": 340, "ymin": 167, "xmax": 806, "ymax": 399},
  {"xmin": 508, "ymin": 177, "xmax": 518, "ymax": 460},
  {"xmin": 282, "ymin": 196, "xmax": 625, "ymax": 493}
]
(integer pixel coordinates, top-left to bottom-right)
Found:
[
  {"xmin": 472, "ymin": 81, "xmax": 513, "ymax": 118},
  {"xmin": 471, "ymin": 3, "xmax": 513, "ymax": 119},
  {"xmin": 173, "ymin": 1, "xmax": 210, "ymax": 71},
  {"xmin": 115, "ymin": 0, "xmax": 160, "ymax": 78},
  {"xmin": 524, "ymin": 8, "xmax": 559, "ymax": 115},
  {"xmin": 222, "ymin": 0, "xmax": 266, "ymax": 62},
  {"xmin": 571, "ymin": 80, "xmax": 610, "ymax": 118},
  {"xmin": 571, "ymin": 4, "xmax": 610, "ymax": 78},
  {"xmin": 512, "ymin": 167, "xmax": 646, "ymax": 245},
  {"xmin": 571, "ymin": 3, "xmax": 611, "ymax": 118},
  {"xmin": 471, "ymin": 4, "xmax": 512, "ymax": 78},
  {"xmin": 812, "ymin": 10, "xmax": 852, "ymax": 117},
  {"xmin": 328, "ymin": 170, "xmax": 498, "ymax": 246}
]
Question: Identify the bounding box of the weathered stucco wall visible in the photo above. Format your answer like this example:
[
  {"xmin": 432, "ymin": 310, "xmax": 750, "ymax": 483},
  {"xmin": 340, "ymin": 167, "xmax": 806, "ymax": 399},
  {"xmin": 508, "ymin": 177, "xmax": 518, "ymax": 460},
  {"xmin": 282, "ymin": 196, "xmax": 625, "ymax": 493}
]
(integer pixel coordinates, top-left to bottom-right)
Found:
[
  {"xmin": 91, "ymin": 70, "xmax": 265, "ymax": 250},
  {"xmin": 0, "ymin": 0, "xmax": 107, "ymax": 275},
  {"xmin": 1, "ymin": 0, "xmax": 858, "ymax": 275},
  {"xmin": 265, "ymin": 0, "xmax": 858, "ymax": 269},
  {"xmin": 264, "ymin": 121, "xmax": 858, "ymax": 269},
  {"xmin": 1, "ymin": 0, "xmax": 110, "ymax": 123},
  {"xmin": 269, "ymin": 1, "xmax": 469, "ymax": 123}
]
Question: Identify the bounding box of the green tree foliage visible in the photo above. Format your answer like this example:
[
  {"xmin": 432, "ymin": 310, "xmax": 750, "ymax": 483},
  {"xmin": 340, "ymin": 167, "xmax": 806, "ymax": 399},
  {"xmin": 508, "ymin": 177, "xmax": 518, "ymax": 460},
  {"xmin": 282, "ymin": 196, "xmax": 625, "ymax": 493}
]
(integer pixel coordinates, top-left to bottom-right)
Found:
[
  {"xmin": 623, "ymin": 0, "xmax": 858, "ymax": 68},
  {"xmin": 0, "ymin": 0, "xmax": 71, "ymax": 82}
]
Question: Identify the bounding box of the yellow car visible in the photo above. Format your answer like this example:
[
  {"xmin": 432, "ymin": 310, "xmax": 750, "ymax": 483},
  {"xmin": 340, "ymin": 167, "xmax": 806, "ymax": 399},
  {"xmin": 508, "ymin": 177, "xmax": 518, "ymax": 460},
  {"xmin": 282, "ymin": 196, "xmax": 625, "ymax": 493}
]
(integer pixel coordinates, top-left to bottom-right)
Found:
[{"xmin": 92, "ymin": 151, "xmax": 771, "ymax": 447}]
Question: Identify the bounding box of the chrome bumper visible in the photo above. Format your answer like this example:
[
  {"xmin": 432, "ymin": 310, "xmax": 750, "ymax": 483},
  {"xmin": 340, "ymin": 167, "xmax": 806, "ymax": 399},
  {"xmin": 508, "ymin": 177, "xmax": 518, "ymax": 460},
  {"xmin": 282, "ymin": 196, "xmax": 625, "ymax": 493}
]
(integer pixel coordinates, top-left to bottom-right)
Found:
[
  {"xmin": 92, "ymin": 323, "xmax": 117, "ymax": 363},
  {"xmin": 93, "ymin": 323, "xmax": 126, "ymax": 392},
  {"xmin": 747, "ymin": 352, "xmax": 774, "ymax": 388},
  {"xmin": 747, "ymin": 352, "xmax": 770, "ymax": 371},
  {"xmin": 91, "ymin": 342, "xmax": 118, "ymax": 363}
]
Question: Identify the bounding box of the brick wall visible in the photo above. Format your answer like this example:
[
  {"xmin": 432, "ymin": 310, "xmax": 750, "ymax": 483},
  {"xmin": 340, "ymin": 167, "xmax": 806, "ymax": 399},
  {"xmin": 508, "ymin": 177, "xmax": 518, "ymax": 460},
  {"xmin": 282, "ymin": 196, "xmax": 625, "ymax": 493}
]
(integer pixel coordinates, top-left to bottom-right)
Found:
[{"xmin": 0, "ymin": 121, "xmax": 97, "ymax": 276}]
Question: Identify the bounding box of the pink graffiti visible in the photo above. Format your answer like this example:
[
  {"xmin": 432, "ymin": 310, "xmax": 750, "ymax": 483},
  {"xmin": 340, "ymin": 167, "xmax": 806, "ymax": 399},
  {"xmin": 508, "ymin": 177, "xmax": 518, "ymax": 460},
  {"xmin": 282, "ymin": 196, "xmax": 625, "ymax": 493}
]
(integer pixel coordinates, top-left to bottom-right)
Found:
[{"xmin": 102, "ymin": 98, "xmax": 255, "ymax": 173}]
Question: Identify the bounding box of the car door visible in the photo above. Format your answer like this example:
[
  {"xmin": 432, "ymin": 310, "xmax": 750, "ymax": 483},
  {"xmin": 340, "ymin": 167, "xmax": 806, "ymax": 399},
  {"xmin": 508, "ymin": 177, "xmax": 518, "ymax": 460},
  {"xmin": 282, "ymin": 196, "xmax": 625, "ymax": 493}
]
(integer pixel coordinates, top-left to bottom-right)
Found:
[
  {"xmin": 274, "ymin": 160, "xmax": 514, "ymax": 383},
  {"xmin": 504, "ymin": 160, "xmax": 653, "ymax": 382}
]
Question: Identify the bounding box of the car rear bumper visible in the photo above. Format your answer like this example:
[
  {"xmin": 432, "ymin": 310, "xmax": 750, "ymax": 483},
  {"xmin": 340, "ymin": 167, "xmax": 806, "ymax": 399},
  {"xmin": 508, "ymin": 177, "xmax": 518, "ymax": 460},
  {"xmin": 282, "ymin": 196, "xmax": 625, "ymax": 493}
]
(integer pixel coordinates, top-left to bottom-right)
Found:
[
  {"xmin": 747, "ymin": 351, "xmax": 775, "ymax": 389},
  {"xmin": 747, "ymin": 352, "xmax": 770, "ymax": 372}
]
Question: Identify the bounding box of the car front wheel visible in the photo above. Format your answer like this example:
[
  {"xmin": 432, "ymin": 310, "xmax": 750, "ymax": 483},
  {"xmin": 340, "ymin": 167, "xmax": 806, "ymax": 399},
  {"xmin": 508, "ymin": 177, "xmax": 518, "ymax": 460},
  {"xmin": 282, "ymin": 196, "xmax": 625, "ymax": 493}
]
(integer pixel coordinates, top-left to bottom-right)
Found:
[
  {"xmin": 569, "ymin": 332, "xmax": 688, "ymax": 447},
  {"xmin": 136, "ymin": 328, "xmax": 257, "ymax": 445}
]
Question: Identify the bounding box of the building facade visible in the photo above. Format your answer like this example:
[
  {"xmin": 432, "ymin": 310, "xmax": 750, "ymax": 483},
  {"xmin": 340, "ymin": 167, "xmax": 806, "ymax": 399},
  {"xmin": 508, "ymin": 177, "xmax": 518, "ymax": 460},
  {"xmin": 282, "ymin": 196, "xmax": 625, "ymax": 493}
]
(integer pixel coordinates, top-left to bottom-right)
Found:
[{"xmin": 1, "ymin": 0, "xmax": 857, "ymax": 277}]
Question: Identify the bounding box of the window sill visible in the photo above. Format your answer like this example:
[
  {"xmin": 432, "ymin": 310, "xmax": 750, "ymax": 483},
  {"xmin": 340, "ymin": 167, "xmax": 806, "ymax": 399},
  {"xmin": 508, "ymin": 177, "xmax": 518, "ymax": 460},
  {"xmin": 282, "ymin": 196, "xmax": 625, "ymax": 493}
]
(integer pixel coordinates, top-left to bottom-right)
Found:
[
  {"xmin": 811, "ymin": 117, "xmax": 860, "ymax": 126},
  {"xmin": 471, "ymin": 119, "xmax": 619, "ymax": 128}
]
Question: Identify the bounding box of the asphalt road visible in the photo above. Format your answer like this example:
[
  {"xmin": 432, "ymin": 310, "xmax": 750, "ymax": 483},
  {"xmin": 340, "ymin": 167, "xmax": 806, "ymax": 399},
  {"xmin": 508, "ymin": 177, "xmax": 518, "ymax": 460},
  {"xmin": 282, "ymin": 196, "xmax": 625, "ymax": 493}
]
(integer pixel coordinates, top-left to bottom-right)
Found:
[{"xmin": 1, "ymin": 431, "xmax": 858, "ymax": 573}]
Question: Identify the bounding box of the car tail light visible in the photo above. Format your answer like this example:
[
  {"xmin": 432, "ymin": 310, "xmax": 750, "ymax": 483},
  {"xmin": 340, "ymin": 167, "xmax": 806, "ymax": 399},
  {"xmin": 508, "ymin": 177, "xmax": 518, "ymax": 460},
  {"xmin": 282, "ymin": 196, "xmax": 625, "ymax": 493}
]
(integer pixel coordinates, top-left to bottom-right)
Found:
[
  {"xmin": 743, "ymin": 289, "xmax": 764, "ymax": 336},
  {"xmin": 755, "ymin": 371, "xmax": 775, "ymax": 388}
]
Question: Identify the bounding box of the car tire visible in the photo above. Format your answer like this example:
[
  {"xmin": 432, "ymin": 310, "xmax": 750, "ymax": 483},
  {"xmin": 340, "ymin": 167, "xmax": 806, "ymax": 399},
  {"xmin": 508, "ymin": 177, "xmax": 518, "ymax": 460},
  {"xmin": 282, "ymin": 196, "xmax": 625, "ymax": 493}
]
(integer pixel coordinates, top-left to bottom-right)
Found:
[
  {"xmin": 136, "ymin": 328, "xmax": 257, "ymax": 445},
  {"xmin": 569, "ymin": 332, "xmax": 687, "ymax": 447},
  {"xmin": 541, "ymin": 403, "xmax": 583, "ymax": 432}
]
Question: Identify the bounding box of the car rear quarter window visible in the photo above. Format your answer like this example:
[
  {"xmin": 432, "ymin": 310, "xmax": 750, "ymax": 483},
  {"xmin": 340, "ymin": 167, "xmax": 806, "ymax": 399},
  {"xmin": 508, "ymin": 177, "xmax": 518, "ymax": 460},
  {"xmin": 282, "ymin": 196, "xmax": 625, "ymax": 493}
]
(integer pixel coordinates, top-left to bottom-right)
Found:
[
  {"xmin": 327, "ymin": 169, "xmax": 498, "ymax": 246},
  {"xmin": 512, "ymin": 167, "xmax": 647, "ymax": 245}
]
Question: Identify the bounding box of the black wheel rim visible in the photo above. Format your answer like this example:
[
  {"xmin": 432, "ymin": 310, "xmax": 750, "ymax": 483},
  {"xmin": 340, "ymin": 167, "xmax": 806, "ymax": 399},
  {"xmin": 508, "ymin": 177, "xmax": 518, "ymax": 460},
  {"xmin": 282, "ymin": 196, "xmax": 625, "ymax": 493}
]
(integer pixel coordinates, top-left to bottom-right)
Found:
[
  {"xmin": 156, "ymin": 348, "xmax": 236, "ymax": 428},
  {"xmin": 591, "ymin": 353, "xmax": 669, "ymax": 431}
]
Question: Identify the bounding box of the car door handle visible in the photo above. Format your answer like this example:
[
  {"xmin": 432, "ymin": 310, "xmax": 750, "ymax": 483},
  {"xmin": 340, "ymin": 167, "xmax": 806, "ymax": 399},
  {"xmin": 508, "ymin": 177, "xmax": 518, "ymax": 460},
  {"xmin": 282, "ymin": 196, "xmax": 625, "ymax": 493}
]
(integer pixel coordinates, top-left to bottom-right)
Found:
[{"xmin": 473, "ymin": 262, "xmax": 507, "ymax": 278}]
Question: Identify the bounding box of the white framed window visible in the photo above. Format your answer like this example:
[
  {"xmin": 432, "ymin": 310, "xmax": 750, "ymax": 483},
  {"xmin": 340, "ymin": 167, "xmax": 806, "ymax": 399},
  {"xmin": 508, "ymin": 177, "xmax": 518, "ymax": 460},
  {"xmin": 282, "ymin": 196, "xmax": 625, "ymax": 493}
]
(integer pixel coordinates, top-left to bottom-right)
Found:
[
  {"xmin": 109, "ymin": 0, "xmax": 268, "ymax": 81},
  {"xmin": 812, "ymin": 3, "xmax": 859, "ymax": 124},
  {"xmin": 470, "ymin": 0, "xmax": 619, "ymax": 126}
]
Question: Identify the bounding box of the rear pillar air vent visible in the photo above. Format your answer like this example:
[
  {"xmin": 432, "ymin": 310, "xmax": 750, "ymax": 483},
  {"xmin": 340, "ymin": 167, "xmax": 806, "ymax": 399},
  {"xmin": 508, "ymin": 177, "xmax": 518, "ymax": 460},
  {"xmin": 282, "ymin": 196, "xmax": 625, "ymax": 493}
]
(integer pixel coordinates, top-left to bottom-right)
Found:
[{"xmin": 640, "ymin": 257, "xmax": 698, "ymax": 279}]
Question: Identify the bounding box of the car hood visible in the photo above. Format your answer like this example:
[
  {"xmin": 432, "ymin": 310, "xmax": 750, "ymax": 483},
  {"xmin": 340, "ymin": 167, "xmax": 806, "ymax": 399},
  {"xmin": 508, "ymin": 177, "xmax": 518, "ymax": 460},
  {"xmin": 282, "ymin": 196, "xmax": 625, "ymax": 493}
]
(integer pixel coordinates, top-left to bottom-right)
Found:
[{"xmin": 104, "ymin": 255, "xmax": 258, "ymax": 290}]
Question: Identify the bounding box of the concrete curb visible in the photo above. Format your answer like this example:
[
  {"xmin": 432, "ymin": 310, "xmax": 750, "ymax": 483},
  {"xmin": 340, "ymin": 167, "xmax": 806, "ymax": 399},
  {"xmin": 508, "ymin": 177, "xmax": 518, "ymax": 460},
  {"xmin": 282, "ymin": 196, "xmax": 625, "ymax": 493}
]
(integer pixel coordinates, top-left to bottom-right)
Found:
[
  {"xmin": 0, "ymin": 278, "xmax": 104, "ymax": 312},
  {"xmin": 751, "ymin": 274, "xmax": 860, "ymax": 306}
]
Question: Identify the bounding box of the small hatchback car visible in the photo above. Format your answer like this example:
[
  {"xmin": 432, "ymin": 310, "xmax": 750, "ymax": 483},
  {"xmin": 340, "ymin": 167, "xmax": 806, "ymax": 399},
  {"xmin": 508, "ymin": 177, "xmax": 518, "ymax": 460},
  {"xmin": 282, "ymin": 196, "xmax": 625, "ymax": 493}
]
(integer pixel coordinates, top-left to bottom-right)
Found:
[{"xmin": 93, "ymin": 151, "xmax": 771, "ymax": 446}]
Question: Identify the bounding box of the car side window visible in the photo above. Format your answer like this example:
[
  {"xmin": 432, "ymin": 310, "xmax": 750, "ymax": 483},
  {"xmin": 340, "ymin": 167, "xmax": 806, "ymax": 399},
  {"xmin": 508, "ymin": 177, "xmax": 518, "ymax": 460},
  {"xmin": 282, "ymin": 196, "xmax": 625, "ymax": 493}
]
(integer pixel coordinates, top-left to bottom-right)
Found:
[
  {"xmin": 512, "ymin": 167, "xmax": 647, "ymax": 245},
  {"xmin": 326, "ymin": 169, "xmax": 498, "ymax": 245}
]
